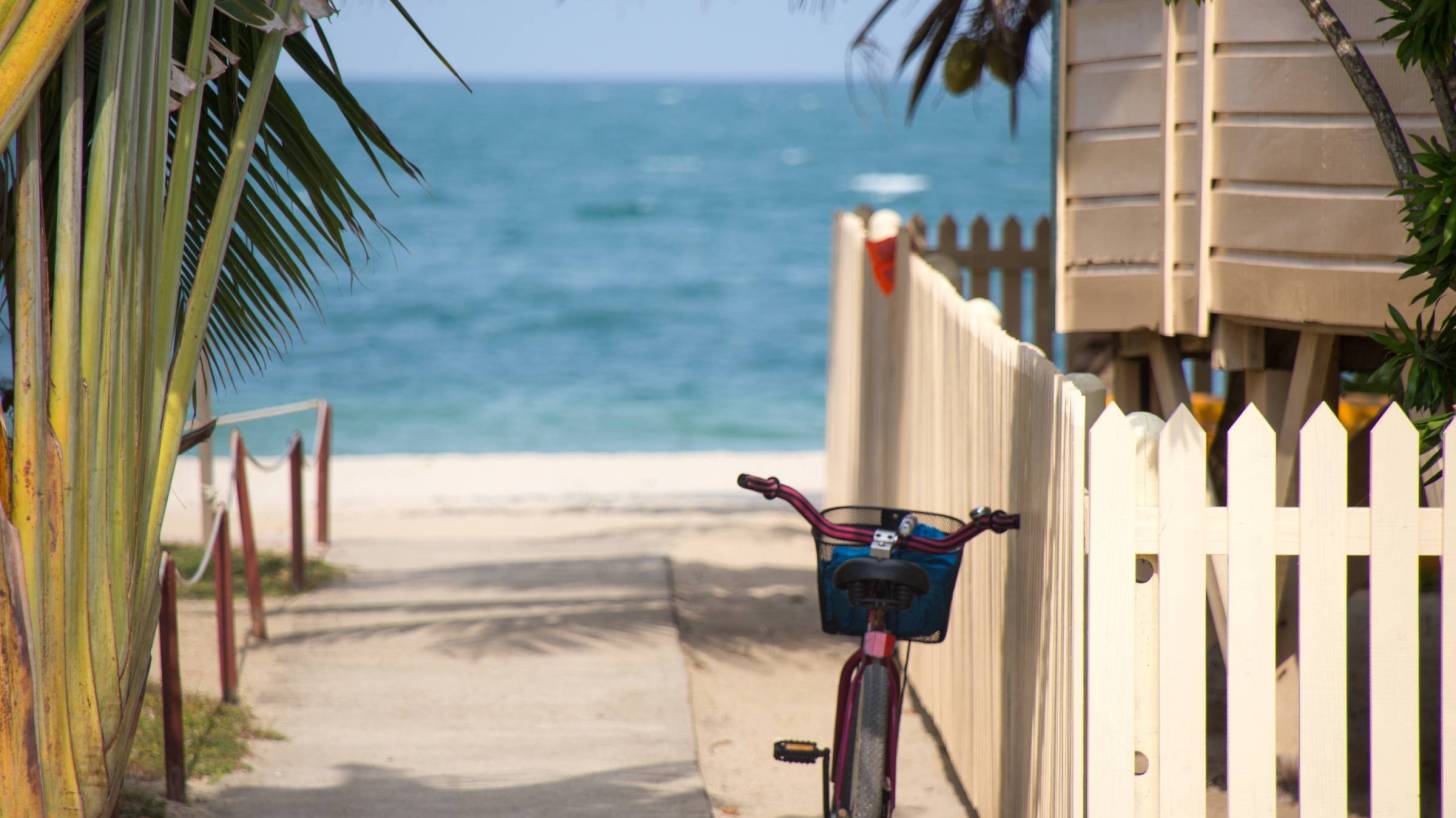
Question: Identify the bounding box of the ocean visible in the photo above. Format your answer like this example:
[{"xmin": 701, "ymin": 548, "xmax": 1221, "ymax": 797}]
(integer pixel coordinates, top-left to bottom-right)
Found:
[{"xmin": 215, "ymin": 81, "xmax": 1053, "ymax": 454}]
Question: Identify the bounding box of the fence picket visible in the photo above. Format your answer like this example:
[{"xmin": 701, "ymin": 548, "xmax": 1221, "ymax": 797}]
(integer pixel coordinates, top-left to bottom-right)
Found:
[
  {"xmin": 970, "ymin": 216, "xmax": 992, "ymax": 299},
  {"xmin": 1131, "ymin": 412, "xmax": 1164, "ymax": 818},
  {"xmin": 1368, "ymin": 406, "xmax": 1421, "ymax": 817},
  {"xmin": 1002, "ymin": 218, "xmax": 1025, "ymax": 340},
  {"xmin": 1298, "ymin": 405, "xmax": 1349, "ymax": 818},
  {"xmin": 1089, "ymin": 406, "xmax": 1136, "ymax": 818},
  {"xmin": 1158, "ymin": 406, "xmax": 1208, "ymax": 818},
  {"xmin": 825, "ymin": 213, "xmax": 866, "ymax": 506},
  {"xmin": 1034, "ymin": 217, "xmax": 1054, "ymax": 353},
  {"xmin": 1445, "ymin": 421, "xmax": 1456, "ymax": 818},
  {"xmin": 1226, "ymin": 407, "xmax": 1277, "ymax": 817}
]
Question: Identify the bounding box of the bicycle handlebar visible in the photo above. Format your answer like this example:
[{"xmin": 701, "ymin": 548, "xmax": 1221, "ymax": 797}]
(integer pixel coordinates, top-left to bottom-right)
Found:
[{"xmin": 736, "ymin": 473, "xmax": 1018, "ymax": 552}]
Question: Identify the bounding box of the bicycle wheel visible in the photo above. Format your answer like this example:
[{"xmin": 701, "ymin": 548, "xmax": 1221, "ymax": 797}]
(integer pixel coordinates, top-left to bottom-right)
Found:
[{"xmin": 849, "ymin": 662, "xmax": 891, "ymax": 818}]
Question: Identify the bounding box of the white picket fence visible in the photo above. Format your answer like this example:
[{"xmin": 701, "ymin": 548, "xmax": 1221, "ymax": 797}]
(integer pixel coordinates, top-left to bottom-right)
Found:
[
  {"xmin": 1090, "ymin": 403, "xmax": 1452, "ymax": 818},
  {"xmin": 824, "ymin": 210, "xmax": 1452, "ymax": 817}
]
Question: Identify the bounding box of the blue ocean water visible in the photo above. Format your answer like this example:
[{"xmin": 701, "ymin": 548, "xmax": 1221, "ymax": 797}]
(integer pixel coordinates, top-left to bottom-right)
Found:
[{"xmin": 217, "ymin": 81, "xmax": 1052, "ymax": 454}]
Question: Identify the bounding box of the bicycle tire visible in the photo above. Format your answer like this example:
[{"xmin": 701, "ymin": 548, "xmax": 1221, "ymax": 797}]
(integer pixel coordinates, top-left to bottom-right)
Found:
[{"xmin": 849, "ymin": 662, "xmax": 891, "ymax": 818}]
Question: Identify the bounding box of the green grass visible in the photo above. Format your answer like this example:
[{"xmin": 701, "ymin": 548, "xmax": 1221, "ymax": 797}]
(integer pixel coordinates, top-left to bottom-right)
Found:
[
  {"xmin": 115, "ymin": 788, "xmax": 168, "ymax": 818},
  {"xmin": 163, "ymin": 541, "xmax": 343, "ymax": 600},
  {"xmin": 129, "ymin": 683, "xmax": 283, "ymax": 784},
  {"xmin": 118, "ymin": 544, "xmax": 326, "ymax": 816}
]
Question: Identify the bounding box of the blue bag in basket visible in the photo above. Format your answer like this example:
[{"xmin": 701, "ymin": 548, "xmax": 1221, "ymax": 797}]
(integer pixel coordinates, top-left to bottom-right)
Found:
[{"xmin": 815, "ymin": 523, "xmax": 962, "ymax": 643}]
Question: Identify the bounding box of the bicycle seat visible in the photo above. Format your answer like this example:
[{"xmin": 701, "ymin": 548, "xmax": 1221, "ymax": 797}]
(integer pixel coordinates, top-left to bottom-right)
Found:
[{"xmin": 832, "ymin": 557, "xmax": 930, "ymax": 595}]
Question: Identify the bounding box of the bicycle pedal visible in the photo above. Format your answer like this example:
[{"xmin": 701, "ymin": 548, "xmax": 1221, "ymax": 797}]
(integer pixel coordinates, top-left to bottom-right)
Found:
[{"xmin": 773, "ymin": 739, "xmax": 827, "ymax": 764}]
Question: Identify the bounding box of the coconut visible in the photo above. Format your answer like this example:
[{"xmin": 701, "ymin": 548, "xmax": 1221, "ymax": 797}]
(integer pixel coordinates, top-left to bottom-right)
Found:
[{"xmin": 942, "ymin": 37, "xmax": 984, "ymax": 96}]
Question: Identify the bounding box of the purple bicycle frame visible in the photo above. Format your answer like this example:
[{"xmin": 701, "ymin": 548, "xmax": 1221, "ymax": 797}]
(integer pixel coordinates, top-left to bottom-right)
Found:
[{"xmin": 830, "ymin": 623, "xmax": 903, "ymax": 813}]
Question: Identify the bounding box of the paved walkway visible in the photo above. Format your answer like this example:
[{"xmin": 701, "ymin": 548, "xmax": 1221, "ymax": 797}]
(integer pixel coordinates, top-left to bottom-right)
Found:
[{"xmin": 206, "ymin": 510, "xmax": 711, "ymax": 818}]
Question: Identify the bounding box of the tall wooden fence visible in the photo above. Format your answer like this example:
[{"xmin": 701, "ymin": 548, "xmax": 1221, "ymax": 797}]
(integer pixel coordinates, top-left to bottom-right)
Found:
[
  {"xmin": 907, "ymin": 213, "xmax": 1056, "ymax": 357},
  {"xmin": 825, "ymin": 211, "xmax": 1452, "ymax": 817},
  {"xmin": 826, "ymin": 211, "xmax": 1091, "ymax": 817},
  {"xmin": 855, "ymin": 206, "xmax": 1059, "ymax": 357}
]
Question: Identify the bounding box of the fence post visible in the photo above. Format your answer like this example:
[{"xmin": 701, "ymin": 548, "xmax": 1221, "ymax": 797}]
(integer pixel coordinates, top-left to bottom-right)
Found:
[
  {"xmin": 160, "ymin": 555, "xmax": 187, "ymax": 802},
  {"xmin": 232, "ymin": 431, "xmax": 266, "ymax": 640},
  {"xmin": 289, "ymin": 434, "xmax": 305, "ymax": 592},
  {"xmin": 213, "ymin": 509, "xmax": 238, "ymax": 703},
  {"xmin": 315, "ymin": 401, "xmax": 331, "ymax": 545}
]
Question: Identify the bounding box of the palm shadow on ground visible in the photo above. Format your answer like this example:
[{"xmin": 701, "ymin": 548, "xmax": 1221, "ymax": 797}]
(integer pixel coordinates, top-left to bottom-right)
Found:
[
  {"xmin": 210, "ymin": 761, "xmax": 709, "ymax": 818},
  {"xmin": 253, "ymin": 556, "xmax": 836, "ymax": 661}
]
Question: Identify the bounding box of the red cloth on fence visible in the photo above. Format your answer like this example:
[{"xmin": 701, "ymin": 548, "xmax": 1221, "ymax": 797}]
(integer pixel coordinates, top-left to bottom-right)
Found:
[{"xmin": 866, "ymin": 237, "xmax": 896, "ymax": 295}]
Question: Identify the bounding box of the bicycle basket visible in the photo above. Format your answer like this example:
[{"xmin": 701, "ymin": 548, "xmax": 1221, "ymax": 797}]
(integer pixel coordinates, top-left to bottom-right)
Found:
[{"xmin": 812, "ymin": 506, "xmax": 964, "ymax": 643}]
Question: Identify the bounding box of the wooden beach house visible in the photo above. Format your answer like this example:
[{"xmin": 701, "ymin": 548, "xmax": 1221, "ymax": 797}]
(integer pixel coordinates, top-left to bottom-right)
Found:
[{"xmin": 1054, "ymin": 0, "xmax": 1431, "ymax": 469}]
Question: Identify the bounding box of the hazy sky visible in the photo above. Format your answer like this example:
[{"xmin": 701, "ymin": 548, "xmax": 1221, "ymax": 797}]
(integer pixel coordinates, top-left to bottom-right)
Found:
[{"xmin": 285, "ymin": 1, "xmax": 1050, "ymax": 82}]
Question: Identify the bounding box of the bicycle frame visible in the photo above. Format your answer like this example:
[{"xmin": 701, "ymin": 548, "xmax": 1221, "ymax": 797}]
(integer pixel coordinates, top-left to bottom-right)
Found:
[
  {"xmin": 740, "ymin": 473, "xmax": 1017, "ymax": 818},
  {"xmin": 831, "ymin": 610, "xmax": 903, "ymax": 815}
]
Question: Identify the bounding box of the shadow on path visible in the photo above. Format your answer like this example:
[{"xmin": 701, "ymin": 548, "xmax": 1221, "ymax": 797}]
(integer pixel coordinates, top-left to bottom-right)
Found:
[
  {"xmin": 255, "ymin": 554, "xmax": 836, "ymax": 662},
  {"xmin": 214, "ymin": 761, "xmax": 708, "ymax": 818}
]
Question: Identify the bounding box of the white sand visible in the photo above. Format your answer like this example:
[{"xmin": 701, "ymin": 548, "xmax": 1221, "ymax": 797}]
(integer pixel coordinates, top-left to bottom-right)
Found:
[{"xmin": 163, "ymin": 450, "xmax": 826, "ymax": 545}]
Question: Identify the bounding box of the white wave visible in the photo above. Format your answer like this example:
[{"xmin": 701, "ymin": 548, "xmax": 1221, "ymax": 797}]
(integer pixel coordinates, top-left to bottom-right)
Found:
[
  {"xmin": 849, "ymin": 173, "xmax": 930, "ymax": 199},
  {"xmin": 780, "ymin": 148, "xmax": 809, "ymax": 167},
  {"xmin": 798, "ymin": 93, "xmax": 821, "ymax": 112},
  {"xmin": 641, "ymin": 155, "xmax": 703, "ymax": 174},
  {"xmin": 657, "ymin": 87, "xmax": 684, "ymax": 106}
]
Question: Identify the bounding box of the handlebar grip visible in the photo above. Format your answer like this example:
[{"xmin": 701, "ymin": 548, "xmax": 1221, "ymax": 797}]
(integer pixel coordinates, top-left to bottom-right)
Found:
[
  {"xmin": 971, "ymin": 508, "xmax": 1020, "ymax": 533},
  {"xmin": 992, "ymin": 512, "xmax": 1020, "ymax": 533},
  {"xmin": 736, "ymin": 473, "xmax": 781, "ymax": 499}
]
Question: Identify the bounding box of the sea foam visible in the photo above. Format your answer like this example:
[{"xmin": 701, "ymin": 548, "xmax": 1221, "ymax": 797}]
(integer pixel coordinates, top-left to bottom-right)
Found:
[{"xmin": 850, "ymin": 173, "xmax": 930, "ymax": 199}]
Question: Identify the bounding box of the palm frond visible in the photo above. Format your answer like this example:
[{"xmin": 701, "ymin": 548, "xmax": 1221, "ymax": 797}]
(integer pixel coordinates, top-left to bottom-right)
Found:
[{"xmin": 849, "ymin": 0, "xmax": 1051, "ymax": 124}]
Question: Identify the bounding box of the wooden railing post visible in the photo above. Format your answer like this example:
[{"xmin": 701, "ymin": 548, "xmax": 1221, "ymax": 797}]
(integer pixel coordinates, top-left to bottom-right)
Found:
[
  {"xmin": 232, "ymin": 431, "xmax": 266, "ymax": 639},
  {"xmin": 213, "ymin": 509, "xmax": 238, "ymax": 703},
  {"xmin": 160, "ymin": 555, "xmax": 187, "ymax": 802},
  {"xmin": 289, "ymin": 434, "xmax": 305, "ymax": 591},
  {"xmin": 315, "ymin": 401, "xmax": 331, "ymax": 545}
]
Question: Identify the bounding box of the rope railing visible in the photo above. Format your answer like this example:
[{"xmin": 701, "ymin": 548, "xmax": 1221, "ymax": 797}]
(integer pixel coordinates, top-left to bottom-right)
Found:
[
  {"xmin": 190, "ymin": 398, "xmax": 332, "ymax": 545},
  {"xmin": 156, "ymin": 401, "xmax": 334, "ymax": 803}
]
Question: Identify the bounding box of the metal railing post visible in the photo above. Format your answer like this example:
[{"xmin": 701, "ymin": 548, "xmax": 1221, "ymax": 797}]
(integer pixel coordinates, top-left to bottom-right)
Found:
[
  {"xmin": 315, "ymin": 401, "xmax": 331, "ymax": 545},
  {"xmin": 289, "ymin": 434, "xmax": 305, "ymax": 591},
  {"xmin": 213, "ymin": 509, "xmax": 238, "ymax": 703},
  {"xmin": 232, "ymin": 431, "xmax": 267, "ymax": 639},
  {"xmin": 160, "ymin": 555, "xmax": 187, "ymax": 802}
]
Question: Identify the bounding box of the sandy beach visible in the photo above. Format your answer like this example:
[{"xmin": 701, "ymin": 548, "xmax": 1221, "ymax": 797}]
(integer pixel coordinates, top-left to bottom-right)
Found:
[
  {"xmin": 163, "ymin": 450, "xmax": 827, "ymax": 545},
  {"xmin": 159, "ymin": 449, "xmax": 968, "ymax": 817}
]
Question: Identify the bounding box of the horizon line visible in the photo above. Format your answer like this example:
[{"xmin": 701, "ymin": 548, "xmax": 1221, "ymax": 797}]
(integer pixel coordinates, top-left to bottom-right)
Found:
[{"xmin": 273, "ymin": 70, "xmax": 932, "ymax": 86}]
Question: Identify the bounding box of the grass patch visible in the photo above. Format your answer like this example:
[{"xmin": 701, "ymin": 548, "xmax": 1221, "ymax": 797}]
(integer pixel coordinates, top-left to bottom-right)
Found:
[
  {"xmin": 115, "ymin": 788, "xmax": 168, "ymax": 818},
  {"xmin": 163, "ymin": 542, "xmax": 342, "ymax": 600},
  {"xmin": 129, "ymin": 683, "xmax": 283, "ymax": 784}
]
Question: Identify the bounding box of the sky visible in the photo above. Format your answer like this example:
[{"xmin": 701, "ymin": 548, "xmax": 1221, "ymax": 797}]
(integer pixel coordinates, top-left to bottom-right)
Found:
[{"xmin": 282, "ymin": 1, "xmax": 1052, "ymax": 82}]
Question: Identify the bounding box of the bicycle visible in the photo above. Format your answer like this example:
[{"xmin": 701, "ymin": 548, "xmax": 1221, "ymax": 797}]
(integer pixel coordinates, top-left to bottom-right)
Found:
[{"xmin": 736, "ymin": 473, "xmax": 1019, "ymax": 818}]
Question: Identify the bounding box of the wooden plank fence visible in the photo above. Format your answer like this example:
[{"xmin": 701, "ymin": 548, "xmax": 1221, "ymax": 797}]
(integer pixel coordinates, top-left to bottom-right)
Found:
[
  {"xmin": 826, "ymin": 211, "xmax": 1091, "ymax": 818},
  {"xmin": 856, "ymin": 206, "xmax": 1058, "ymax": 358},
  {"xmin": 825, "ymin": 210, "xmax": 1451, "ymax": 817},
  {"xmin": 915, "ymin": 212, "xmax": 1056, "ymax": 358}
]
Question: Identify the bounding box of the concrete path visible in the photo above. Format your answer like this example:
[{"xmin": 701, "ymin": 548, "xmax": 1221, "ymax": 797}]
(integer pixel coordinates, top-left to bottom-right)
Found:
[{"xmin": 206, "ymin": 510, "xmax": 711, "ymax": 817}]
